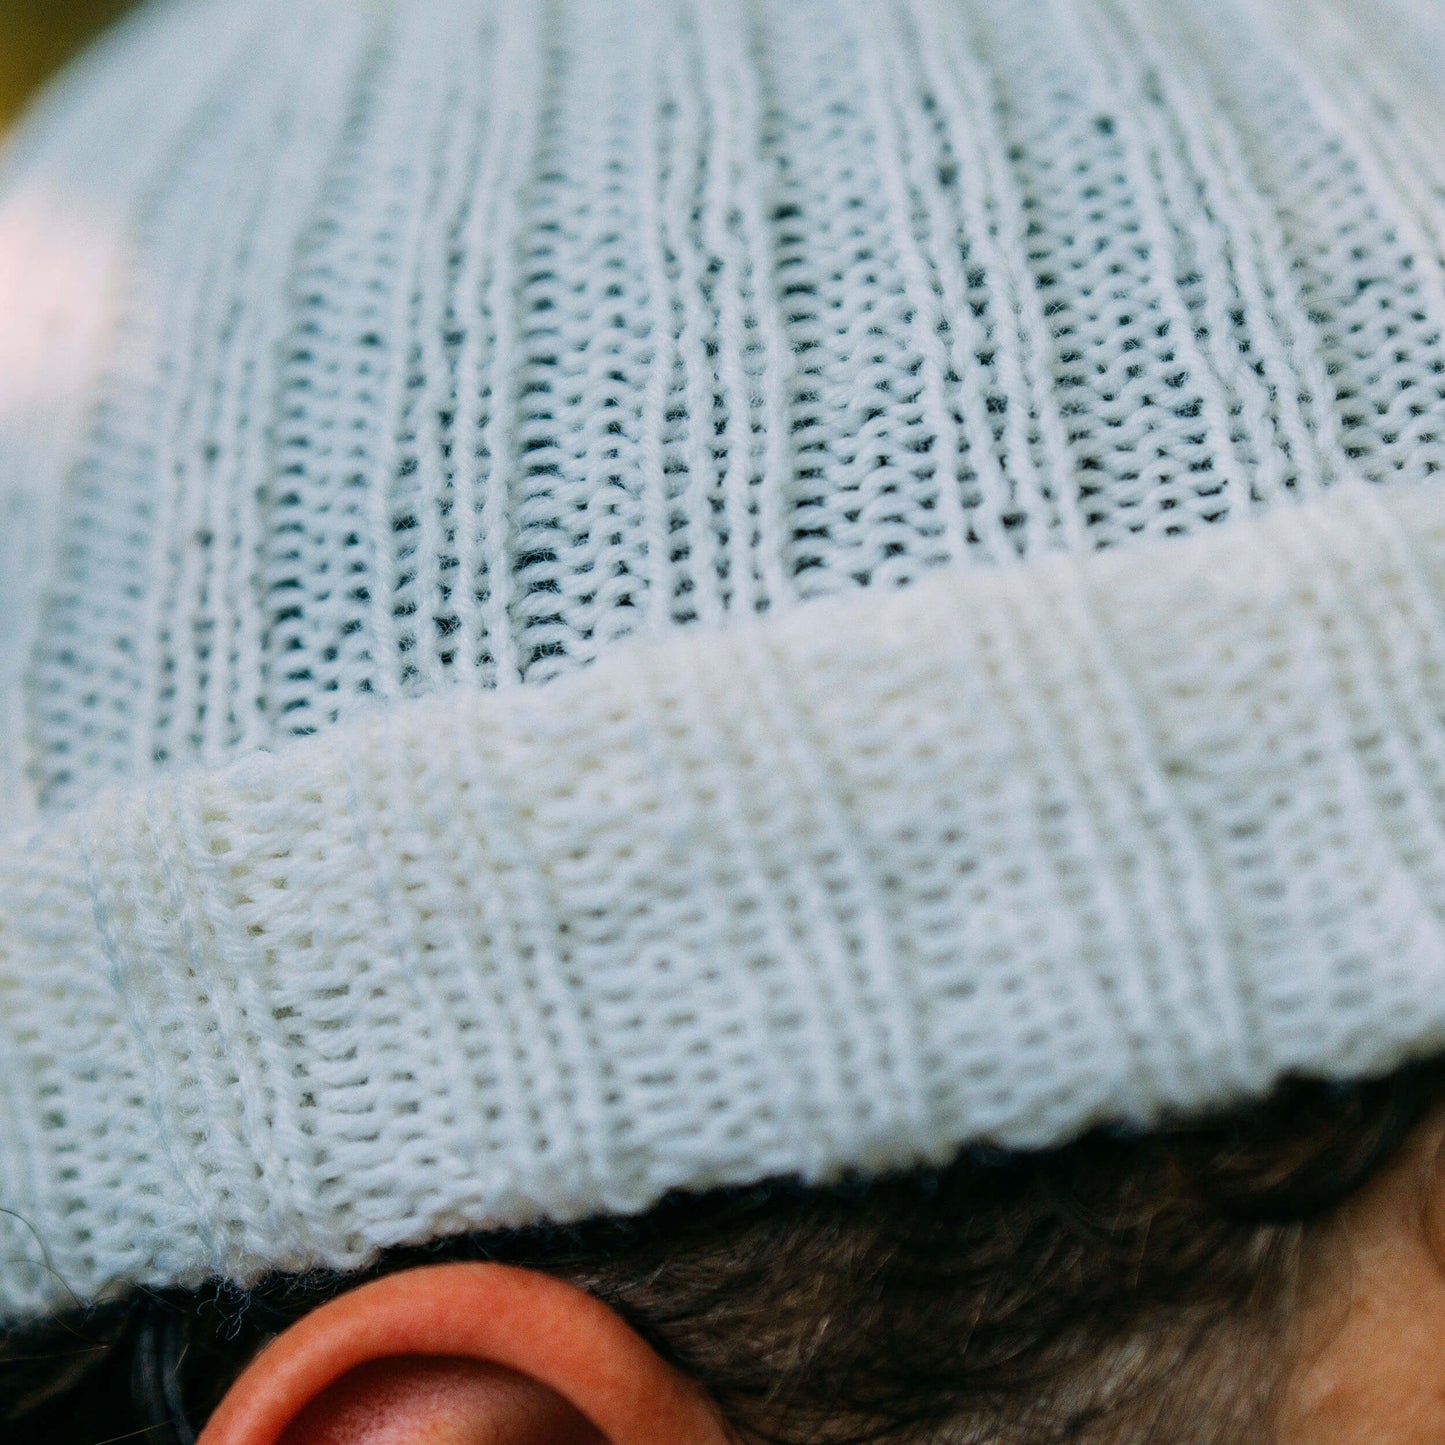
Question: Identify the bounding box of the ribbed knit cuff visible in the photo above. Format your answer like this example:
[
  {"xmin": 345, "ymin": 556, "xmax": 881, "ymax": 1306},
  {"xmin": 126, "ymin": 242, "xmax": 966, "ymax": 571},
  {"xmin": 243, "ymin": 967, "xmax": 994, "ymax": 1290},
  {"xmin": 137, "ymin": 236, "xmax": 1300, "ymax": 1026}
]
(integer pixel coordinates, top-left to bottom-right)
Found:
[{"xmin": 5, "ymin": 478, "xmax": 1445, "ymax": 1320}]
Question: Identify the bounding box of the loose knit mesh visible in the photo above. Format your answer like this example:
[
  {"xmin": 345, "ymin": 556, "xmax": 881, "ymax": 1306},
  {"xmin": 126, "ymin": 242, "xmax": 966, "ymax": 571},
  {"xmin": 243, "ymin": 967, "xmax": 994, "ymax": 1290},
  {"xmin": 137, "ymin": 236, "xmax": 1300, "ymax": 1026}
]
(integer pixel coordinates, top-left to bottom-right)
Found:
[
  {"xmin": 6, "ymin": 0, "xmax": 1445, "ymax": 1321},
  {"xmin": 19, "ymin": 0, "xmax": 1445, "ymax": 799}
]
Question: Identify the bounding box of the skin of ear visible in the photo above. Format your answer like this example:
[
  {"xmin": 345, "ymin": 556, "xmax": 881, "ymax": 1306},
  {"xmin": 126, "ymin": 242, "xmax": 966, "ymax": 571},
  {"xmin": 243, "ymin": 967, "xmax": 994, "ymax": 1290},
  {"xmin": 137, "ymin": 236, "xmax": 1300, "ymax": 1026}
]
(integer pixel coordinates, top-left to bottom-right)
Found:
[
  {"xmin": 194, "ymin": 1263, "xmax": 733, "ymax": 1445},
  {"xmin": 276, "ymin": 1357, "xmax": 605, "ymax": 1445},
  {"xmin": 1277, "ymin": 1104, "xmax": 1445, "ymax": 1444}
]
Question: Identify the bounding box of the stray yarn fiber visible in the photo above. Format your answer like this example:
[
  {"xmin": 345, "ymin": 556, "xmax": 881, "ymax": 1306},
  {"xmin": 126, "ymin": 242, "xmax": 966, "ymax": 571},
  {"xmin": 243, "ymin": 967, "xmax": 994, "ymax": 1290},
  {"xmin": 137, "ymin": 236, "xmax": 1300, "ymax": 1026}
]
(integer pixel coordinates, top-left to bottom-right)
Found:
[{"xmin": 3, "ymin": 0, "xmax": 1445, "ymax": 1320}]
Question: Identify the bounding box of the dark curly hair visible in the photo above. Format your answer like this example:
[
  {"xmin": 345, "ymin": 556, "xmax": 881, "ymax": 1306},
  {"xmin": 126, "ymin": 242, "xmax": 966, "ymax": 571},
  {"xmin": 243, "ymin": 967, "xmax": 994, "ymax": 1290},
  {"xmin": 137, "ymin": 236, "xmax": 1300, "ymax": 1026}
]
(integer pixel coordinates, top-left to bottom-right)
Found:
[{"xmin": 5, "ymin": 1056, "xmax": 1445, "ymax": 1445}]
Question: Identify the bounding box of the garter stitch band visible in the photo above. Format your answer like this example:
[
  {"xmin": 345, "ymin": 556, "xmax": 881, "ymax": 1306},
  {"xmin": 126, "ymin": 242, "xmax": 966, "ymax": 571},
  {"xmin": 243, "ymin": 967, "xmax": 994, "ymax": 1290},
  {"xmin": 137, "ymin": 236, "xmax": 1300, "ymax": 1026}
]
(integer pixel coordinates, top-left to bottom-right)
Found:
[{"xmin": 4, "ymin": 0, "xmax": 1445, "ymax": 1320}]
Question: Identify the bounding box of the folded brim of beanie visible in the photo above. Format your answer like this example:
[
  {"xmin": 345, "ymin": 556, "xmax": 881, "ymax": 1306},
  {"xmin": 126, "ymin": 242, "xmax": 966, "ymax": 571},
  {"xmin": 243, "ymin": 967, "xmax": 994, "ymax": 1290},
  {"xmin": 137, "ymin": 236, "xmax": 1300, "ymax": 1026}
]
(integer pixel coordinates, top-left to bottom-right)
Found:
[{"xmin": 4, "ymin": 474, "xmax": 1445, "ymax": 1321}]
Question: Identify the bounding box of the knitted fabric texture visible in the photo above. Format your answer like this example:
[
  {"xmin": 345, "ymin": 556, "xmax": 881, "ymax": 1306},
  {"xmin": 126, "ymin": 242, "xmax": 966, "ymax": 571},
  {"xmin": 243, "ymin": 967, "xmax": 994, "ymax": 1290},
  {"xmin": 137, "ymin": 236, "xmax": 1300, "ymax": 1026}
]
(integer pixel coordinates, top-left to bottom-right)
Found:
[{"xmin": 4, "ymin": 0, "xmax": 1445, "ymax": 1322}]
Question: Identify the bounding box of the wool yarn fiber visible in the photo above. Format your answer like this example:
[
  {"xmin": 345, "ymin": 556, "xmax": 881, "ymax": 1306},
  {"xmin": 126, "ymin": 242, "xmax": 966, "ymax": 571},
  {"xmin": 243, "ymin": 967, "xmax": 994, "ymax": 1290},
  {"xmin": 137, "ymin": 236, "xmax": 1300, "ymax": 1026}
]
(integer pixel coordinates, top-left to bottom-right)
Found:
[{"xmin": 2, "ymin": 0, "xmax": 1445, "ymax": 1321}]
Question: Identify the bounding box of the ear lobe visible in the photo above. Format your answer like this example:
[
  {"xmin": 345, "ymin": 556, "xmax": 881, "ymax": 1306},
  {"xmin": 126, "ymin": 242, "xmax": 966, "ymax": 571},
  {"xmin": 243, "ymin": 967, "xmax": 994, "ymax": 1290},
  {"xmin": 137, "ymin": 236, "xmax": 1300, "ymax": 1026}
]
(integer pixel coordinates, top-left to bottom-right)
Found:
[{"xmin": 195, "ymin": 1262, "xmax": 731, "ymax": 1445}]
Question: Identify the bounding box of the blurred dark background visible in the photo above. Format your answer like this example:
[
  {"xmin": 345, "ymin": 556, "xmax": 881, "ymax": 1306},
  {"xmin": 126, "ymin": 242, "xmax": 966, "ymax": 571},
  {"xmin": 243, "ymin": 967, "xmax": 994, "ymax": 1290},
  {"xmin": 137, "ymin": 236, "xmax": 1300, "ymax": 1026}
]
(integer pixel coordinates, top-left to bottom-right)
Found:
[{"xmin": 0, "ymin": 0, "xmax": 139, "ymax": 130}]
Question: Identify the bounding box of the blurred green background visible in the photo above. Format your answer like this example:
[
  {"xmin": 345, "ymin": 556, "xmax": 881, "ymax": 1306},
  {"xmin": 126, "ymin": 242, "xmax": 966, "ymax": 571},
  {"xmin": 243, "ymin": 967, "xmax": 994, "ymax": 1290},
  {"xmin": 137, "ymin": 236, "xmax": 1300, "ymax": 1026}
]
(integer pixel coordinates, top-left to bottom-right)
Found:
[{"xmin": 0, "ymin": 0, "xmax": 139, "ymax": 130}]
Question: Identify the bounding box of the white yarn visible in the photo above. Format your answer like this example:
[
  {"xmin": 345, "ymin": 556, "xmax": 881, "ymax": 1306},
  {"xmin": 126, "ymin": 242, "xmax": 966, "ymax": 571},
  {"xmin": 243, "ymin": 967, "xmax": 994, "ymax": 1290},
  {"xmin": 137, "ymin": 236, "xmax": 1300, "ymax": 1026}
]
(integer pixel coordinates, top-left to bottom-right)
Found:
[{"xmin": 3, "ymin": 0, "xmax": 1445, "ymax": 1320}]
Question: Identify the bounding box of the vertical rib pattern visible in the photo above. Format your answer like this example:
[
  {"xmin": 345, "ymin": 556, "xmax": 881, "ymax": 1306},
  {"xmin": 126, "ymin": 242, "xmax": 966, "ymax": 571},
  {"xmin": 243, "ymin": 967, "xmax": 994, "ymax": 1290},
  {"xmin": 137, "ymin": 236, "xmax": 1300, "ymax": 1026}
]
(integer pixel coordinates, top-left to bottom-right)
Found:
[
  {"xmin": 21, "ymin": 0, "xmax": 1445, "ymax": 807},
  {"xmin": 6, "ymin": 0, "xmax": 1445, "ymax": 1321}
]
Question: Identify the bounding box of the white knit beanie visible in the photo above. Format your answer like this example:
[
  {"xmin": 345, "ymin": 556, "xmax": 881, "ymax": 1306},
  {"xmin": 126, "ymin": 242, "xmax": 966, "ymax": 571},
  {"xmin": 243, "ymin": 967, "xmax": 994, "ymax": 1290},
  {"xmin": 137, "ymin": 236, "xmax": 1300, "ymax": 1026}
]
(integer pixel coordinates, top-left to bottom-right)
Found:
[{"xmin": 3, "ymin": 0, "xmax": 1445, "ymax": 1323}]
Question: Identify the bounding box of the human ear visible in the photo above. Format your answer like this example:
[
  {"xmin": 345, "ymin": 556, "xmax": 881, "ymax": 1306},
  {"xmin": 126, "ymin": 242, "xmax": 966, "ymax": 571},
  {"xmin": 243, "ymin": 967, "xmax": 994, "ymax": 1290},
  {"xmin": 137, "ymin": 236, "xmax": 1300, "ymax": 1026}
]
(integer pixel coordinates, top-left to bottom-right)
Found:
[{"xmin": 194, "ymin": 1261, "xmax": 732, "ymax": 1445}]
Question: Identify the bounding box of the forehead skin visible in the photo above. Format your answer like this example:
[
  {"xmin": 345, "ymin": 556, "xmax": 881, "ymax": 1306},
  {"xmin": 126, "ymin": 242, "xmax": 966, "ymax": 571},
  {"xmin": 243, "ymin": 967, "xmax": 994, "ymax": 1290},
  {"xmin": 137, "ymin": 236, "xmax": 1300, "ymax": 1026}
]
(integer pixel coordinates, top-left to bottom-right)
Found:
[{"xmin": 1278, "ymin": 1100, "xmax": 1445, "ymax": 1443}]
